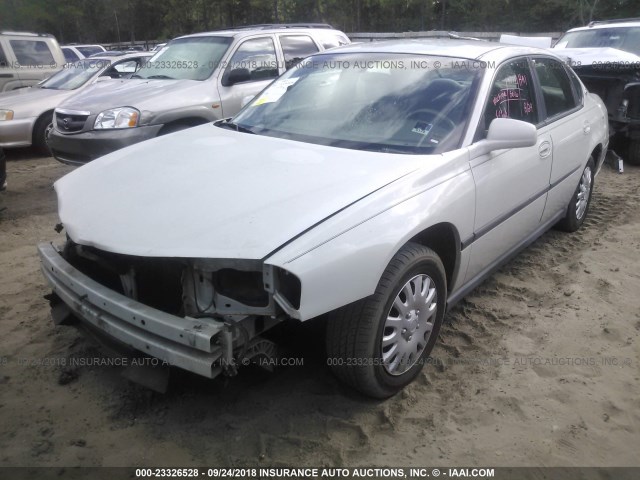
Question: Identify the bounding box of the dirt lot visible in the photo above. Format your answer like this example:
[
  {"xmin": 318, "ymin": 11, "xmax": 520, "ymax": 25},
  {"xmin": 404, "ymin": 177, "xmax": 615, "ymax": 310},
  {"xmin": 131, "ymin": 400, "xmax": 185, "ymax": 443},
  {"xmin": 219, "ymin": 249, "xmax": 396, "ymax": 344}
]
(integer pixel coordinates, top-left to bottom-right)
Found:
[{"xmin": 0, "ymin": 149, "xmax": 638, "ymax": 468}]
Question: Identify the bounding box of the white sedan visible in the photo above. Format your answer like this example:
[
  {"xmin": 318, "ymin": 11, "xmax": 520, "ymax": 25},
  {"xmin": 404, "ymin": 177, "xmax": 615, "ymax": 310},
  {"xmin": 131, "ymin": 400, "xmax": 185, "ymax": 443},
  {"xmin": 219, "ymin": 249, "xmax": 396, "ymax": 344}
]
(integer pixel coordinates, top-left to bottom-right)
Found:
[{"xmin": 38, "ymin": 40, "xmax": 608, "ymax": 397}]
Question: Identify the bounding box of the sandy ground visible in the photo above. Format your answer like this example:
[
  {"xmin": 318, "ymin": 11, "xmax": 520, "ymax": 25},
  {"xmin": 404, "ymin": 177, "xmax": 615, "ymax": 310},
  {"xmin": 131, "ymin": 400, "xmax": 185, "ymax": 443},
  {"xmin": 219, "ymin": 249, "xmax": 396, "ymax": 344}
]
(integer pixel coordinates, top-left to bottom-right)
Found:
[{"xmin": 0, "ymin": 148, "xmax": 638, "ymax": 468}]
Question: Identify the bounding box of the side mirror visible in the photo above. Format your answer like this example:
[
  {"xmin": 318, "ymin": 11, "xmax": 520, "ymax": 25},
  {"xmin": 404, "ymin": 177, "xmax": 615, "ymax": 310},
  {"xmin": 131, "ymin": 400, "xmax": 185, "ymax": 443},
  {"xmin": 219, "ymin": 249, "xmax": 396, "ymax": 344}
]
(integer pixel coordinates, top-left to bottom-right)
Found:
[
  {"xmin": 472, "ymin": 118, "xmax": 537, "ymax": 156},
  {"xmin": 222, "ymin": 68, "xmax": 251, "ymax": 87}
]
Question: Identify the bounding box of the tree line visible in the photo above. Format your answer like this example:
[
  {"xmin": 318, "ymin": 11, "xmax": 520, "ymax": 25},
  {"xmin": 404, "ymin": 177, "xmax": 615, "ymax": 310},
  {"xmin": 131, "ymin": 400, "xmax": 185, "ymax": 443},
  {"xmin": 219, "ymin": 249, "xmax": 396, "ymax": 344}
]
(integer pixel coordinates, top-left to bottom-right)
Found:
[{"xmin": 0, "ymin": 0, "xmax": 637, "ymax": 45}]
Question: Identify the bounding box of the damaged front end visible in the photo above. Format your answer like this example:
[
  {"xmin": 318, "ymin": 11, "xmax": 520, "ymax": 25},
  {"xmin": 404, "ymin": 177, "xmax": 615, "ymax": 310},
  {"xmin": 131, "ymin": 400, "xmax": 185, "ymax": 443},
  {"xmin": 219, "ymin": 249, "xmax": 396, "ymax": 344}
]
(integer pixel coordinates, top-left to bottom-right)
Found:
[{"xmin": 38, "ymin": 239, "xmax": 303, "ymax": 386}]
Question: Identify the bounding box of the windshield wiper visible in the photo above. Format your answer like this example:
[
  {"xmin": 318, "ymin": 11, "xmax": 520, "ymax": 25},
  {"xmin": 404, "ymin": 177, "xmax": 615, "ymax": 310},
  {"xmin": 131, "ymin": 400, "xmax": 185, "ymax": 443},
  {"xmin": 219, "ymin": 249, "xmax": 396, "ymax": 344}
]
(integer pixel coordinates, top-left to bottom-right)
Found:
[
  {"xmin": 146, "ymin": 75, "xmax": 175, "ymax": 80},
  {"xmin": 217, "ymin": 119, "xmax": 255, "ymax": 134}
]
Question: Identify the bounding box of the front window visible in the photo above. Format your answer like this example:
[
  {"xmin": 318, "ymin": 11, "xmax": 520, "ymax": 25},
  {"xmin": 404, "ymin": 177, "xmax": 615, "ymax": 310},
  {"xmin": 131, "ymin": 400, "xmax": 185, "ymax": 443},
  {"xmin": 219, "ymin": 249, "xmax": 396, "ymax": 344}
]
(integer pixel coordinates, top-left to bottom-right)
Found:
[
  {"xmin": 555, "ymin": 27, "xmax": 640, "ymax": 56},
  {"xmin": 481, "ymin": 60, "xmax": 537, "ymax": 134},
  {"xmin": 223, "ymin": 37, "xmax": 279, "ymax": 84},
  {"xmin": 39, "ymin": 59, "xmax": 108, "ymax": 90},
  {"xmin": 134, "ymin": 36, "xmax": 233, "ymax": 81},
  {"xmin": 230, "ymin": 53, "xmax": 480, "ymax": 154}
]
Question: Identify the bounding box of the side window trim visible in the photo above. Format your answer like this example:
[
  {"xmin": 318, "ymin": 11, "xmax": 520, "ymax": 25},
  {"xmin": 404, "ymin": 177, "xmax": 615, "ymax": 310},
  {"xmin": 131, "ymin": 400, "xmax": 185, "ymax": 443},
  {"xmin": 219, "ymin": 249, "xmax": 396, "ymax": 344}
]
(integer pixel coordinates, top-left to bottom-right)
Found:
[{"xmin": 529, "ymin": 55, "xmax": 583, "ymax": 128}]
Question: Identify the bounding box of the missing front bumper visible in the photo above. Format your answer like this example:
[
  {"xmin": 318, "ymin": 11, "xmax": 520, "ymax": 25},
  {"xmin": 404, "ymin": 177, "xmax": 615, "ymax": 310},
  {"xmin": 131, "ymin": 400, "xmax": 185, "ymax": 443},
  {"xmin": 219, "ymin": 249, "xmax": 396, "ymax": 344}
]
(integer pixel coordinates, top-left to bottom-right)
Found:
[{"xmin": 38, "ymin": 242, "xmax": 226, "ymax": 379}]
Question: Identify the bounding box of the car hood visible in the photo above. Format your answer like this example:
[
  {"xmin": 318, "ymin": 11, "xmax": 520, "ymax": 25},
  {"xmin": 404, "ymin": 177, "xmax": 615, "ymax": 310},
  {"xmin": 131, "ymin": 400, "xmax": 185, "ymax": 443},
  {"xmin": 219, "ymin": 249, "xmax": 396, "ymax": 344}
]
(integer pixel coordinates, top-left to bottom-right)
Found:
[
  {"xmin": 58, "ymin": 79, "xmax": 211, "ymax": 119},
  {"xmin": 552, "ymin": 47, "xmax": 640, "ymax": 65},
  {"xmin": 0, "ymin": 87, "xmax": 73, "ymax": 113},
  {"xmin": 55, "ymin": 124, "xmax": 426, "ymax": 259}
]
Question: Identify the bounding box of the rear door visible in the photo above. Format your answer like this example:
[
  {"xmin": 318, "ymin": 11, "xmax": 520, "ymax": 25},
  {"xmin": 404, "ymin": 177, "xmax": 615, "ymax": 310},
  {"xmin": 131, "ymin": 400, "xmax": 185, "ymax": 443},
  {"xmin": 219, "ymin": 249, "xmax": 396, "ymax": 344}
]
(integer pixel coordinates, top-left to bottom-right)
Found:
[{"xmin": 531, "ymin": 56, "xmax": 592, "ymax": 223}]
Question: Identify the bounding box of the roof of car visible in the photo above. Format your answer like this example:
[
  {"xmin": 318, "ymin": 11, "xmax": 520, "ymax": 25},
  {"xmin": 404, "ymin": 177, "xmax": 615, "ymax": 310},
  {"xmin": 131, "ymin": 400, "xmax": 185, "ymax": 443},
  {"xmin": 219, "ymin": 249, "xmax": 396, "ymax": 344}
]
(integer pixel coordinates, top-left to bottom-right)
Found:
[
  {"xmin": 80, "ymin": 51, "xmax": 153, "ymax": 62},
  {"xmin": 63, "ymin": 44, "xmax": 105, "ymax": 48},
  {"xmin": 315, "ymin": 39, "xmax": 553, "ymax": 62},
  {"xmin": 567, "ymin": 18, "xmax": 640, "ymax": 32},
  {"xmin": 176, "ymin": 24, "xmax": 344, "ymax": 40},
  {"xmin": 0, "ymin": 31, "xmax": 55, "ymax": 38}
]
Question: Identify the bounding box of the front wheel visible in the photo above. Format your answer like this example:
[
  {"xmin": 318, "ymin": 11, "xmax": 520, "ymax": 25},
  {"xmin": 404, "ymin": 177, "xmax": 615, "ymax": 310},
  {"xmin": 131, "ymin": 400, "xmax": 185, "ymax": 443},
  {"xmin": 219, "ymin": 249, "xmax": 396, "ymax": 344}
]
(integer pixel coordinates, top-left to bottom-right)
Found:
[
  {"xmin": 556, "ymin": 157, "xmax": 595, "ymax": 232},
  {"xmin": 33, "ymin": 112, "xmax": 53, "ymax": 156},
  {"xmin": 326, "ymin": 243, "xmax": 446, "ymax": 398}
]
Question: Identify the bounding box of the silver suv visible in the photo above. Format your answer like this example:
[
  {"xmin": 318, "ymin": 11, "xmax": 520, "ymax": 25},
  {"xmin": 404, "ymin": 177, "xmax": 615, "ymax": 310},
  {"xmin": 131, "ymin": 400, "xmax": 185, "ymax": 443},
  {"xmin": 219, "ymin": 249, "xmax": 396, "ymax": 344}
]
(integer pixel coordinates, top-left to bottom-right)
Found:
[
  {"xmin": 0, "ymin": 31, "xmax": 65, "ymax": 92},
  {"xmin": 48, "ymin": 24, "xmax": 349, "ymax": 165}
]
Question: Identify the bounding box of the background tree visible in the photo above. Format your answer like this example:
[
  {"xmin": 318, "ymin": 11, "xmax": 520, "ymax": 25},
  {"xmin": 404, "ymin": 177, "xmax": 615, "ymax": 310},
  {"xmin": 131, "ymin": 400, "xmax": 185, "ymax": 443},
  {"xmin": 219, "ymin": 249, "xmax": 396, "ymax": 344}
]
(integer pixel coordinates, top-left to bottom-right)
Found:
[{"xmin": 0, "ymin": 0, "xmax": 638, "ymax": 43}]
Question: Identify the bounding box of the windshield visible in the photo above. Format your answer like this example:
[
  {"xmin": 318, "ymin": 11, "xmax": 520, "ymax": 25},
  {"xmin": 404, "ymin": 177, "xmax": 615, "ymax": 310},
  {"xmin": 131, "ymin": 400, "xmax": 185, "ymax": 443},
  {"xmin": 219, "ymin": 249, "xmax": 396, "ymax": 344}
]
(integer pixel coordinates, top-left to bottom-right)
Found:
[
  {"xmin": 39, "ymin": 59, "xmax": 108, "ymax": 90},
  {"xmin": 135, "ymin": 36, "xmax": 233, "ymax": 80},
  {"xmin": 230, "ymin": 53, "xmax": 480, "ymax": 154},
  {"xmin": 555, "ymin": 27, "xmax": 640, "ymax": 56}
]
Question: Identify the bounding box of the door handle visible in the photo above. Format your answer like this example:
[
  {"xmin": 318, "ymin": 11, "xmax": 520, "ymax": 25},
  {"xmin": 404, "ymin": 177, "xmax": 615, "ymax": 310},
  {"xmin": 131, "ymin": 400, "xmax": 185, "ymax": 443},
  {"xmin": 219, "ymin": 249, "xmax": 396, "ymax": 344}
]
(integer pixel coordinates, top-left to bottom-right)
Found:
[
  {"xmin": 538, "ymin": 141, "xmax": 551, "ymax": 158},
  {"xmin": 583, "ymin": 124, "xmax": 591, "ymax": 134}
]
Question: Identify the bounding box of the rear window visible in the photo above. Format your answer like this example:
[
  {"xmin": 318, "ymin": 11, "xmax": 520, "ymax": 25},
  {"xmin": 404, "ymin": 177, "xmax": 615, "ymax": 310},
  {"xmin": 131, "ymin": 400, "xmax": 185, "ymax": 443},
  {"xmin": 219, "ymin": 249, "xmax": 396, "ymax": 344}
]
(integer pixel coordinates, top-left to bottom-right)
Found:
[
  {"xmin": 10, "ymin": 40, "xmax": 55, "ymax": 66},
  {"xmin": 76, "ymin": 46, "xmax": 104, "ymax": 57},
  {"xmin": 280, "ymin": 35, "xmax": 319, "ymax": 69},
  {"xmin": 319, "ymin": 34, "xmax": 350, "ymax": 50},
  {"xmin": 63, "ymin": 48, "xmax": 80, "ymax": 63}
]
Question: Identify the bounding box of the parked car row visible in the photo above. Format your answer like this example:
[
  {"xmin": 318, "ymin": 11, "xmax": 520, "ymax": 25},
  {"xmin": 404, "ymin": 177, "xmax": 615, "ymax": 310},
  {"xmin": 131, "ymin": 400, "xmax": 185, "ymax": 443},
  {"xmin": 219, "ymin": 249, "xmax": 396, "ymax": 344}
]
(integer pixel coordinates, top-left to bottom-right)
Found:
[
  {"xmin": 48, "ymin": 24, "xmax": 350, "ymax": 164},
  {"xmin": 0, "ymin": 52, "xmax": 152, "ymax": 154}
]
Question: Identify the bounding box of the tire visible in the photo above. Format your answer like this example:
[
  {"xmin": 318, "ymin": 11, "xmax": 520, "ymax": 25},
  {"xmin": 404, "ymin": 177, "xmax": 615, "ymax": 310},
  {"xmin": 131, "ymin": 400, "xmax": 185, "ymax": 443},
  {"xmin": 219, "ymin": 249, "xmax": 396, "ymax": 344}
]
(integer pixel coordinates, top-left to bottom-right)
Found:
[
  {"xmin": 628, "ymin": 139, "xmax": 640, "ymax": 166},
  {"xmin": 33, "ymin": 112, "xmax": 53, "ymax": 156},
  {"xmin": 556, "ymin": 157, "xmax": 595, "ymax": 232},
  {"xmin": 326, "ymin": 243, "xmax": 447, "ymax": 398}
]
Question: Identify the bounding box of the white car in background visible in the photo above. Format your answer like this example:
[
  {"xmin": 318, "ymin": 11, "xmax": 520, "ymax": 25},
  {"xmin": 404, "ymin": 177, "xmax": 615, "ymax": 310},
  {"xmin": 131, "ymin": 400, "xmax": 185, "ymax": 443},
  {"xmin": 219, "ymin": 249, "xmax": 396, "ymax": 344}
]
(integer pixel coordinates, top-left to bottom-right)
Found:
[
  {"xmin": 61, "ymin": 44, "xmax": 107, "ymax": 62},
  {"xmin": 39, "ymin": 40, "xmax": 608, "ymax": 398},
  {"xmin": 554, "ymin": 18, "xmax": 640, "ymax": 164},
  {"xmin": 0, "ymin": 51, "xmax": 151, "ymax": 154}
]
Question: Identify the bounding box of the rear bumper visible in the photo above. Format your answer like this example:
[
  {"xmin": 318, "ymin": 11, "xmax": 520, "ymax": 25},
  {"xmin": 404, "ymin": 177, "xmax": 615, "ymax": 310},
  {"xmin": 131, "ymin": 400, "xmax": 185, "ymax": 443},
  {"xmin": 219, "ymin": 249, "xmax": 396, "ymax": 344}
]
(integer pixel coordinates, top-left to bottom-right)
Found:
[
  {"xmin": 38, "ymin": 242, "xmax": 225, "ymax": 378},
  {"xmin": 48, "ymin": 124, "xmax": 163, "ymax": 165},
  {"xmin": 0, "ymin": 117, "xmax": 35, "ymax": 148}
]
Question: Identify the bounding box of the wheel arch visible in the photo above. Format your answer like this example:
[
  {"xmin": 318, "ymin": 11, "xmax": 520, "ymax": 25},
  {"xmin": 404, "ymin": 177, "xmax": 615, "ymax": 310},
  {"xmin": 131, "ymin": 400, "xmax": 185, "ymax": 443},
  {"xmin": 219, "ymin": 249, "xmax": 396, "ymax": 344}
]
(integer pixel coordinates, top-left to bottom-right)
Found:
[
  {"xmin": 590, "ymin": 142, "xmax": 603, "ymax": 165},
  {"xmin": 405, "ymin": 222, "xmax": 461, "ymax": 293},
  {"xmin": 157, "ymin": 116, "xmax": 210, "ymax": 135},
  {"xmin": 31, "ymin": 109, "xmax": 54, "ymax": 143}
]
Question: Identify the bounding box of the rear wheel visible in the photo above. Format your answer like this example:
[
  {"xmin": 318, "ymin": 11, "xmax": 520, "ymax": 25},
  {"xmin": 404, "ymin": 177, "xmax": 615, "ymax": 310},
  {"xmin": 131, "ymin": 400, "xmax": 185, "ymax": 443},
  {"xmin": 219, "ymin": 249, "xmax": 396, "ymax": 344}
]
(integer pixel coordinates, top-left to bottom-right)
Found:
[
  {"xmin": 326, "ymin": 243, "xmax": 446, "ymax": 398},
  {"xmin": 556, "ymin": 157, "xmax": 595, "ymax": 232}
]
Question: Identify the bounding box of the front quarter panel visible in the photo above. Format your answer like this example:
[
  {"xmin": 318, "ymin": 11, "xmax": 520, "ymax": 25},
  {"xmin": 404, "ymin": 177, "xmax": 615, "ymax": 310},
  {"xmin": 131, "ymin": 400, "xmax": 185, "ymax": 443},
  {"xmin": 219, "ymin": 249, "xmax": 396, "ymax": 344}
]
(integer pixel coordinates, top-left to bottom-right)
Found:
[{"xmin": 266, "ymin": 149, "xmax": 474, "ymax": 321}]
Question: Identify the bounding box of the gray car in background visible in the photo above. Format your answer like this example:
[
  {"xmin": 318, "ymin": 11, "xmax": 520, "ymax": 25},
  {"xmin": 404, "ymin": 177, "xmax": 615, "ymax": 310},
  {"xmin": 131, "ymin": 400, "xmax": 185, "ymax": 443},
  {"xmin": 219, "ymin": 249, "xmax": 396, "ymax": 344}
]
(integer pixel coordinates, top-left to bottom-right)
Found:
[
  {"xmin": 48, "ymin": 24, "xmax": 349, "ymax": 165},
  {"xmin": 0, "ymin": 52, "xmax": 151, "ymax": 154}
]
